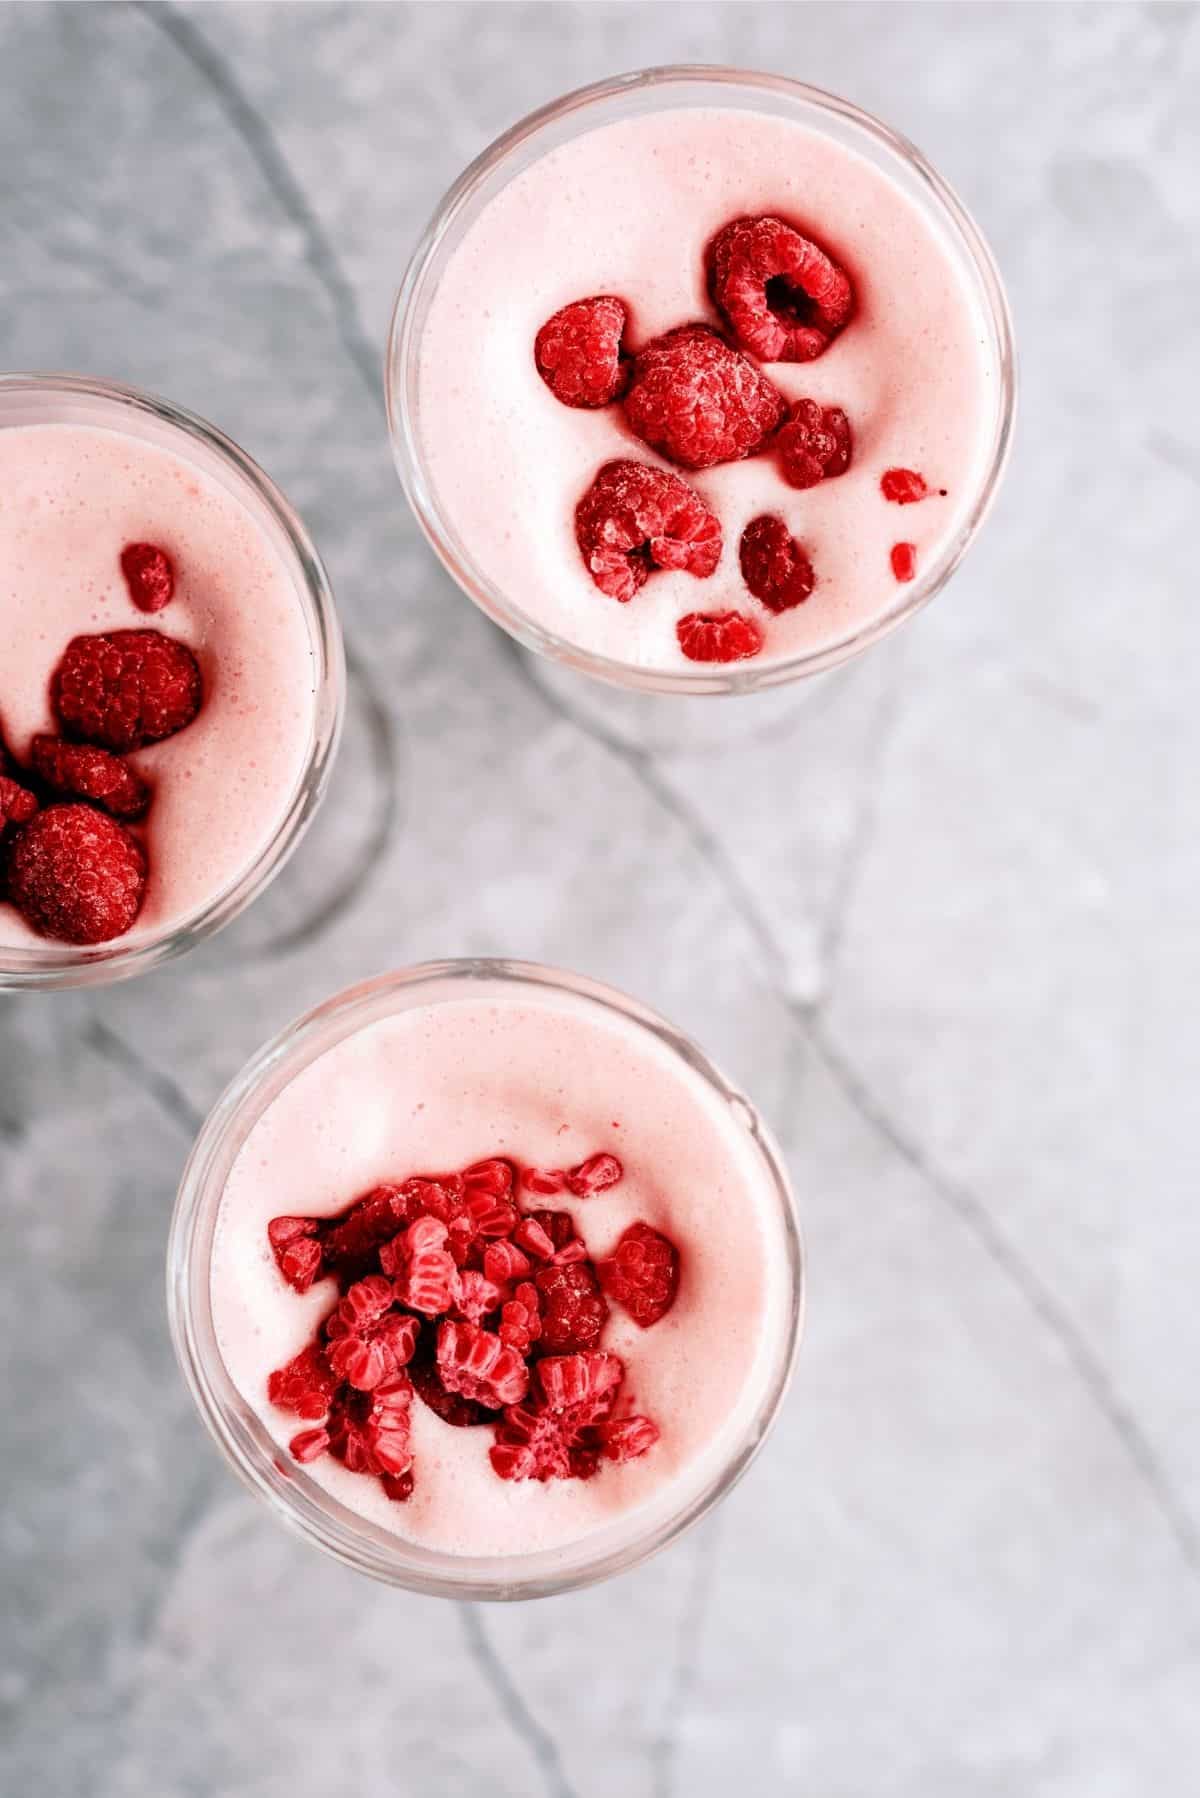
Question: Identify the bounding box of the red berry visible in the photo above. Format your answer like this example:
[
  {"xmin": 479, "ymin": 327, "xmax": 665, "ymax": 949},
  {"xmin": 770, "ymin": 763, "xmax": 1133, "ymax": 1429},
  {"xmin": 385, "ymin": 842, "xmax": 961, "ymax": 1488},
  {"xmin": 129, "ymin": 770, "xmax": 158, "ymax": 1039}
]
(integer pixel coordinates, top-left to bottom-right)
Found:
[
  {"xmin": 320, "ymin": 1184, "xmax": 414, "ymax": 1285},
  {"xmin": 623, "ymin": 325, "xmax": 786, "ymax": 471},
  {"xmin": 514, "ymin": 1216, "xmax": 557, "ymax": 1262},
  {"xmin": 454, "ymin": 1270, "xmax": 505, "ymax": 1324},
  {"xmin": 4, "ymin": 803, "xmax": 146, "ymax": 944},
  {"xmin": 498, "ymin": 1281, "xmax": 542, "ymax": 1354},
  {"xmin": 739, "ymin": 516, "xmax": 816, "ymax": 613},
  {"xmin": 30, "ymin": 734, "xmax": 151, "ymax": 820},
  {"xmin": 534, "ymin": 295, "xmax": 630, "ymax": 408},
  {"xmin": 776, "ymin": 400, "xmax": 852, "ymax": 490},
  {"xmin": 120, "ymin": 542, "xmax": 176, "ymax": 613},
  {"xmin": 676, "ymin": 611, "xmax": 763, "ymax": 665},
  {"xmin": 881, "ymin": 468, "xmax": 930, "ymax": 504},
  {"xmin": 522, "ymin": 1166, "xmax": 567, "ymax": 1196},
  {"xmin": 483, "ymin": 1240, "xmax": 532, "ymax": 1285},
  {"xmin": 382, "ymin": 1470, "xmax": 415, "ymax": 1503},
  {"xmin": 566, "ymin": 1153, "xmax": 623, "ymax": 1197},
  {"xmin": 0, "ymin": 774, "xmax": 38, "ymax": 835},
  {"xmin": 462, "ymin": 1158, "xmax": 516, "ymax": 1198},
  {"xmin": 267, "ymin": 1216, "xmax": 322, "ymax": 1293},
  {"xmin": 535, "ymin": 1259, "xmax": 609, "ymax": 1354},
  {"xmin": 267, "ymin": 1343, "xmax": 339, "ymax": 1421},
  {"xmin": 707, "ymin": 215, "xmax": 853, "ymax": 362},
  {"xmin": 288, "ymin": 1427, "xmax": 331, "ymax": 1465},
  {"xmin": 409, "ymin": 1352, "xmax": 492, "ymax": 1428},
  {"xmin": 538, "ymin": 1351, "xmax": 623, "ymax": 1417},
  {"xmin": 597, "ymin": 1415, "xmax": 660, "ymax": 1464},
  {"xmin": 891, "ymin": 542, "xmax": 918, "ymax": 583},
  {"xmin": 393, "ymin": 1215, "xmax": 459, "ymax": 1315},
  {"xmin": 575, "ymin": 459, "xmax": 722, "ymax": 603},
  {"xmin": 598, "ymin": 1221, "xmax": 680, "ymax": 1328},
  {"xmin": 436, "ymin": 1320, "xmax": 530, "ymax": 1409},
  {"xmin": 527, "ymin": 1209, "xmax": 580, "ymax": 1253},
  {"xmin": 52, "ymin": 629, "xmax": 201, "ymax": 752},
  {"xmin": 488, "ymin": 1353, "xmax": 625, "ymax": 1482}
]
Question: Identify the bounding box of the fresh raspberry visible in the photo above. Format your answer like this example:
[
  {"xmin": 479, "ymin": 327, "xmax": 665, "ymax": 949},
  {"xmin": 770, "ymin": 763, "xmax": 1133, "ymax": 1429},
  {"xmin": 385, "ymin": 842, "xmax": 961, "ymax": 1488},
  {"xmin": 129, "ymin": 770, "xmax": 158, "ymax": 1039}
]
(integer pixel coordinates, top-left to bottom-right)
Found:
[
  {"xmin": 891, "ymin": 542, "xmax": 918, "ymax": 583},
  {"xmin": 522, "ymin": 1166, "xmax": 567, "ymax": 1196},
  {"xmin": 288, "ymin": 1426, "xmax": 331, "ymax": 1465},
  {"xmin": 598, "ymin": 1222, "xmax": 680, "ymax": 1328},
  {"xmin": 537, "ymin": 1351, "xmax": 623, "ymax": 1417},
  {"xmin": 534, "ymin": 295, "xmax": 630, "ymax": 408},
  {"xmin": 454, "ymin": 1270, "xmax": 505, "ymax": 1324},
  {"xmin": 880, "ymin": 468, "xmax": 936, "ymax": 504},
  {"xmin": 565, "ymin": 1153, "xmax": 623, "ymax": 1197},
  {"xmin": 52, "ymin": 629, "xmax": 202, "ymax": 752},
  {"xmin": 575, "ymin": 459, "xmax": 722, "ymax": 603},
  {"xmin": 498, "ymin": 1281, "xmax": 542, "ymax": 1354},
  {"xmin": 0, "ymin": 775, "xmax": 38, "ymax": 835},
  {"xmin": 623, "ymin": 325, "xmax": 786, "ymax": 471},
  {"xmin": 535, "ymin": 1259, "xmax": 609, "ymax": 1354},
  {"xmin": 739, "ymin": 515, "xmax": 816, "ymax": 613},
  {"xmin": 776, "ymin": 400, "xmax": 852, "ymax": 490},
  {"xmin": 4, "ymin": 803, "xmax": 146, "ymax": 944},
  {"xmin": 30, "ymin": 734, "xmax": 151, "ymax": 820},
  {"xmin": 320, "ymin": 1184, "xmax": 415, "ymax": 1286},
  {"xmin": 267, "ymin": 1342, "xmax": 339, "ymax": 1421},
  {"xmin": 436, "ymin": 1320, "xmax": 530, "ymax": 1409},
  {"xmin": 707, "ymin": 215, "xmax": 853, "ymax": 362},
  {"xmin": 483, "ymin": 1240, "xmax": 532, "ymax": 1285},
  {"xmin": 596, "ymin": 1415, "xmax": 660, "ymax": 1464},
  {"xmin": 267, "ymin": 1215, "xmax": 322, "ymax": 1293},
  {"xmin": 392, "ymin": 1215, "xmax": 459, "ymax": 1315},
  {"xmin": 676, "ymin": 611, "xmax": 763, "ymax": 664},
  {"xmin": 120, "ymin": 542, "xmax": 176, "ymax": 613}
]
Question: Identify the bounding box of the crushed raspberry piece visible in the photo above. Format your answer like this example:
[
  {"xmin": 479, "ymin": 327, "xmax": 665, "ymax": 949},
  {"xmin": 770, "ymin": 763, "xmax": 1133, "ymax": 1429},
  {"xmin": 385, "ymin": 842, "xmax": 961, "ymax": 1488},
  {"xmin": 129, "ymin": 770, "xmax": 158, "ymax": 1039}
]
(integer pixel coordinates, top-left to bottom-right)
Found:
[
  {"xmin": 4, "ymin": 803, "xmax": 146, "ymax": 944},
  {"xmin": 120, "ymin": 542, "xmax": 176, "ymax": 613},
  {"xmin": 483, "ymin": 1240, "xmax": 532, "ymax": 1285},
  {"xmin": 52, "ymin": 629, "xmax": 202, "ymax": 752},
  {"xmin": 739, "ymin": 515, "xmax": 816, "ymax": 613},
  {"xmin": 324, "ymin": 1278, "xmax": 417, "ymax": 1391},
  {"xmin": 489, "ymin": 1353, "xmax": 625, "ymax": 1482},
  {"xmin": 288, "ymin": 1427, "xmax": 331, "ymax": 1465},
  {"xmin": 0, "ymin": 774, "xmax": 38, "ymax": 836},
  {"xmin": 881, "ymin": 468, "xmax": 932, "ymax": 504},
  {"xmin": 623, "ymin": 324, "xmax": 787, "ymax": 470},
  {"xmin": 463, "ymin": 1158, "xmax": 515, "ymax": 1198},
  {"xmin": 382, "ymin": 1470, "xmax": 415, "ymax": 1503},
  {"xmin": 30, "ymin": 734, "xmax": 151, "ymax": 820},
  {"xmin": 538, "ymin": 1351, "xmax": 624, "ymax": 1417},
  {"xmin": 707, "ymin": 214, "xmax": 853, "ymax": 362},
  {"xmin": 393, "ymin": 1215, "xmax": 459, "ymax": 1315},
  {"xmin": 326, "ymin": 1273, "xmax": 396, "ymax": 1335},
  {"xmin": 776, "ymin": 400, "xmax": 852, "ymax": 490},
  {"xmin": 676, "ymin": 611, "xmax": 763, "ymax": 665},
  {"xmin": 409, "ymin": 1349, "xmax": 492, "ymax": 1428},
  {"xmin": 489, "ymin": 1404, "xmax": 574, "ymax": 1482},
  {"xmin": 598, "ymin": 1221, "xmax": 680, "ymax": 1328},
  {"xmin": 394, "ymin": 1174, "xmax": 464, "ymax": 1223},
  {"xmin": 364, "ymin": 1378, "xmax": 415, "ymax": 1475},
  {"xmin": 436, "ymin": 1321, "xmax": 530, "ymax": 1408},
  {"xmin": 320, "ymin": 1184, "xmax": 413, "ymax": 1285},
  {"xmin": 267, "ymin": 1215, "xmax": 322, "ymax": 1293},
  {"xmin": 527, "ymin": 1209, "xmax": 578, "ymax": 1253},
  {"xmin": 597, "ymin": 1415, "xmax": 660, "ymax": 1464},
  {"xmin": 891, "ymin": 542, "xmax": 918, "ymax": 582},
  {"xmin": 535, "ymin": 295, "xmax": 630, "ymax": 408},
  {"xmin": 536, "ymin": 1259, "xmax": 609, "ymax": 1354},
  {"xmin": 454, "ymin": 1270, "xmax": 505, "ymax": 1324},
  {"xmin": 267, "ymin": 1343, "xmax": 339, "ymax": 1421},
  {"xmin": 462, "ymin": 1188, "xmax": 519, "ymax": 1240},
  {"xmin": 498, "ymin": 1280, "xmax": 542, "ymax": 1354},
  {"xmin": 522, "ymin": 1166, "xmax": 567, "ymax": 1196},
  {"xmin": 566, "ymin": 1153, "xmax": 623, "ymax": 1197},
  {"xmin": 514, "ymin": 1216, "xmax": 557, "ymax": 1261},
  {"xmin": 575, "ymin": 459, "xmax": 722, "ymax": 603}
]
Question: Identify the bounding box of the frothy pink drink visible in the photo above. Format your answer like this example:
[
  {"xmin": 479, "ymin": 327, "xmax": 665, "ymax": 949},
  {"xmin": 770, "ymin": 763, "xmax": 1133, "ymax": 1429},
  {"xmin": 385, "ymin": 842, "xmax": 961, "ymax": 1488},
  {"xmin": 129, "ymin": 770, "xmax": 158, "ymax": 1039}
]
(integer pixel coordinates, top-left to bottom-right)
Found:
[
  {"xmin": 416, "ymin": 104, "xmax": 1000, "ymax": 673},
  {"xmin": 210, "ymin": 980, "xmax": 794, "ymax": 1557}
]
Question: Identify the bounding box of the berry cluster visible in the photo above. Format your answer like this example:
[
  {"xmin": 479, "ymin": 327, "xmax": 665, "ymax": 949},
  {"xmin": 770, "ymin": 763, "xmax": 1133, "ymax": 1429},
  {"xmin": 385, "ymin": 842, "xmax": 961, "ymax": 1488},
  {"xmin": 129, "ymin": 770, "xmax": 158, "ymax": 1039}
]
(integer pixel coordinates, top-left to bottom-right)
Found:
[
  {"xmin": 0, "ymin": 543, "xmax": 202, "ymax": 945},
  {"xmin": 535, "ymin": 216, "xmax": 946, "ymax": 662},
  {"xmin": 265, "ymin": 1153, "xmax": 681, "ymax": 1500}
]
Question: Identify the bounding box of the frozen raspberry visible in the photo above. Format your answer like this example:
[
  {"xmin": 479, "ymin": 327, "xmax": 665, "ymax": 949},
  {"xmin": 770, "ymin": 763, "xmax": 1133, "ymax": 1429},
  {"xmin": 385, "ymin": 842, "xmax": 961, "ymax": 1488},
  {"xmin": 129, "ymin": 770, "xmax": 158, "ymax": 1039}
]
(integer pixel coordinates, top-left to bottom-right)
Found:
[
  {"xmin": 382, "ymin": 1470, "xmax": 415, "ymax": 1503},
  {"xmin": 676, "ymin": 611, "xmax": 763, "ymax": 664},
  {"xmin": 596, "ymin": 1415, "xmax": 660, "ymax": 1464},
  {"xmin": 267, "ymin": 1342, "xmax": 339, "ymax": 1421},
  {"xmin": 575, "ymin": 459, "xmax": 722, "ymax": 603},
  {"xmin": 535, "ymin": 295, "xmax": 630, "ymax": 408},
  {"xmin": 120, "ymin": 542, "xmax": 176, "ymax": 613},
  {"xmin": 498, "ymin": 1280, "xmax": 542, "ymax": 1354},
  {"xmin": 881, "ymin": 468, "xmax": 935, "ymax": 504},
  {"xmin": 364, "ymin": 1378, "xmax": 415, "ymax": 1476},
  {"xmin": 392, "ymin": 1215, "xmax": 459, "ymax": 1315},
  {"xmin": 598, "ymin": 1221, "xmax": 680, "ymax": 1328},
  {"xmin": 462, "ymin": 1158, "xmax": 516, "ymax": 1198},
  {"xmin": 623, "ymin": 325, "xmax": 787, "ymax": 471},
  {"xmin": 489, "ymin": 1403, "xmax": 574, "ymax": 1482},
  {"xmin": 566, "ymin": 1153, "xmax": 623, "ymax": 1197},
  {"xmin": 739, "ymin": 515, "xmax": 816, "ymax": 613},
  {"xmin": 454, "ymin": 1270, "xmax": 505, "ymax": 1324},
  {"xmin": 776, "ymin": 400, "xmax": 852, "ymax": 490},
  {"xmin": 320, "ymin": 1184, "xmax": 414, "ymax": 1285},
  {"xmin": 462, "ymin": 1188, "xmax": 519, "ymax": 1240},
  {"xmin": 436, "ymin": 1321, "xmax": 530, "ymax": 1409},
  {"xmin": 707, "ymin": 215, "xmax": 853, "ymax": 363},
  {"xmin": 324, "ymin": 1278, "xmax": 418, "ymax": 1391},
  {"xmin": 514, "ymin": 1216, "xmax": 557, "ymax": 1262},
  {"xmin": 4, "ymin": 803, "xmax": 146, "ymax": 944},
  {"xmin": 522, "ymin": 1166, "xmax": 567, "ymax": 1196},
  {"xmin": 536, "ymin": 1259, "xmax": 609, "ymax": 1354},
  {"xmin": 0, "ymin": 775, "xmax": 38, "ymax": 835},
  {"xmin": 489, "ymin": 1353, "xmax": 624, "ymax": 1483},
  {"xmin": 326, "ymin": 1273, "xmax": 396, "ymax": 1335},
  {"xmin": 891, "ymin": 542, "xmax": 918, "ymax": 583},
  {"xmin": 538, "ymin": 1351, "xmax": 623, "ymax": 1417},
  {"xmin": 288, "ymin": 1426, "xmax": 331, "ymax": 1465},
  {"xmin": 393, "ymin": 1174, "xmax": 464, "ymax": 1225},
  {"xmin": 527, "ymin": 1209, "xmax": 580, "ymax": 1254},
  {"xmin": 30, "ymin": 734, "xmax": 151, "ymax": 820},
  {"xmin": 52, "ymin": 629, "xmax": 202, "ymax": 752},
  {"xmin": 409, "ymin": 1349, "xmax": 491, "ymax": 1428},
  {"xmin": 483, "ymin": 1240, "xmax": 532, "ymax": 1285},
  {"xmin": 267, "ymin": 1215, "xmax": 322, "ymax": 1293}
]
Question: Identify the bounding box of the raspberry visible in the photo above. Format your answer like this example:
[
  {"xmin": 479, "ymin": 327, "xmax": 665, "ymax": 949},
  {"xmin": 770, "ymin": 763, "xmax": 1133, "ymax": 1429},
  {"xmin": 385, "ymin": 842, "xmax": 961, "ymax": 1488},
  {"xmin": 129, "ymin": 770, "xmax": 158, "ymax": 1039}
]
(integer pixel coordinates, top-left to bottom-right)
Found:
[
  {"xmin": 382, "ymin": 1470, "xmax": 415, "ymax": 1503},
  {"xmin": 30, "ymin": 734, "xmax": 151, "ymax": 820},
  {"xmin": 288, "ymin": 1427, "xmax": 331, "ymax": 1465},
  {"xmin": 623, "ymin": 325, "xmax": 786, "ymax": 471},
  {"xmin": 527, "ymin": 1209, "xmax": 580, "ymax": 1253},
  {"xmin": 880, "ymin": 468, "xmax": 935, "ymax": 504},
  {"xmin": 513, "ymin": 1216, "xmax": 557, "ymax": 1262},
  {"xmin": 436, "ymin": 1320, "xmax": 530, "ymax": 1408},
  {"xmin": 326, "ymin": 1273, "xmax": 396, "ymax": 1335},
  {"xmin": 462, "ymin": 1188, "xmax": 519, "ymax": 1240},
  {"xmin": 364, "ymin": 1378, "xmax": 415, "ymax": 1476},
  {"xmin": 4, "ymin": 803, "xmax": 146, "ymax": 944},
  {"xmin": 707, "ymin": 215, "xmax": 853, "ymax": 363},
  {"xmin": 483, "ymin": 1240, "xmax": 532, "ymax": 1285},
  {"xmin": 0, "ymin": 774, "xmax": 38, "ymax": 835},
  {"xmin": 267, "ymin": 1215, "xmax": 322, "ymax": 1293},
  {"xmin": 120, "ymin": 542, "xmax": 176, "ymax": 613},
  {"xmin": 462, "ymin": 1158, "xmax": 516, "ymax": 1198},
  {"xmin": 776, "ymin": 400, "xmax": 852, "ymax": 490},
  {"xmin": 320, "ymin": 1184, "xmax": 414, "ymax": 1285},
  {"xmin": 454, "ymin": 1270, "xmax": 504, "ymax": 1324},
  {"xmin": 489, "ymin": 1353, "xmax": 624, "ymax": 1482},
  {"xmin": 575, "ymin": 459, "xmax": 722, "ymax": 603},
  {"xmin": 392, "ymin": 1215, "xmax": 459, "ymax": 1315},
  {"xmin": 52, "ymin": 629, "xmax": 202, "ymax": 752},
  {"xmin": 489, "ymin": 1404, "xmax": 574, "ymax": 1482},
  {"xmin": 566, "ymin": 1153, "xmax": 623, "ymax": 1197},
  {"xmin": 598, "ymin": 1222, "xmax": 680, "ymax": 1328},
  {"xmin": 409, "ymin": 1350, "xmax": 491, "ymax": 1428},
  {"xmin": 325, "ymin": 1278, "xmax": 418, "ymax": 1391},
  {"xmin": 739, "ymin": 516, "xmax": 816, "ymax": 613},
  {"xmin": 267, "ymin": 1343, "xmax": 339, "ymax": 1421},
  {"xmin": 891, "ymin": 542, "xmax": 918, "ymax": 583},
  {"xmin": 535, "ymin": 1259, "xmax": 609, "ymax": 1354},
  {"xmin": 498, "ymin": 1281, "xmax": 542, "ymax": 1354},
  {"xmin": 537, "ymin": 1351, "xmax": 623, "ymax": 1417},
  {"xmin": 522, "ymin": 1166, "xmax": 567, "ymax": 1196},
  {"xmin": 534, "ymin": 295, "xmax": 630, "ymax": 408},
  {"xmin": 676, "ymin": 611, "xmax": 763, "ymax": 665},
  {"xmin": 596, "ymin": 1415, "xmax": 660, "ymax": 1464}
]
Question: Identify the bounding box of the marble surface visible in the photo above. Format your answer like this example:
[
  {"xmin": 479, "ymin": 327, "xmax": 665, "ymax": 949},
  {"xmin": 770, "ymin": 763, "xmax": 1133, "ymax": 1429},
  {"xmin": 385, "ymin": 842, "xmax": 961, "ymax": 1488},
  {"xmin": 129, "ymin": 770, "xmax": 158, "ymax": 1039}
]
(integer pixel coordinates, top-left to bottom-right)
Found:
[{"xmin": 1, "ymin": 4, "xmax": 1198, "ymax": 1793}]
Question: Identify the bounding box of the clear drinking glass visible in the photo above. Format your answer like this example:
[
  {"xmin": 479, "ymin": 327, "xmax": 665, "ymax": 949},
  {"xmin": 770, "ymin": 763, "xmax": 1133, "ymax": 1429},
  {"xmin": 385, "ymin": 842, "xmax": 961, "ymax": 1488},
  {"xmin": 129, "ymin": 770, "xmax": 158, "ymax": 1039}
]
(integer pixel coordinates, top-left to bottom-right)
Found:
[{"xmin": 168, "ymin": 958, "xmax": 804, "ymax": 1600}]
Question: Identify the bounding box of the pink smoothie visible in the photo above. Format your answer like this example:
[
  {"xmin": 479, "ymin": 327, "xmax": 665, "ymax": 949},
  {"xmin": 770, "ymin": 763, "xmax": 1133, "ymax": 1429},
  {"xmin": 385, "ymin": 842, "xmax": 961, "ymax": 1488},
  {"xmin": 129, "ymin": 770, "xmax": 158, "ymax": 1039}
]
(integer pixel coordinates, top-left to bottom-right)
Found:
[
  {"xmin": 0, "ymin": 421, "xmax": 318, "ymax": 950},
  {"xmin": 210, "ymin": 979, "xmax": 795, "ymax": 1558},
  {"xmin": 416, "ymin": 104, "xmax": 1000, "ymax": 672}
]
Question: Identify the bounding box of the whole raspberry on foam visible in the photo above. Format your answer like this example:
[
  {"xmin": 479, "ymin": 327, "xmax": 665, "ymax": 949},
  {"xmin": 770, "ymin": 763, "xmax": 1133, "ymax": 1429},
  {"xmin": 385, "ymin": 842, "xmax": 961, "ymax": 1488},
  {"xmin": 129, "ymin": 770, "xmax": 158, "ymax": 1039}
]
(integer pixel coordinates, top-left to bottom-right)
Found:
[
  {"xmin": 575, "ymin": 459, "xmax": 721, "ymax": 603},
  {"xmin": 535, "ymin": 295, "xmax": 631, "ymax": 408},
  {"xmin": 4, "ymin": 803, "xmax": 147, "ymax": 944},
  {"xmin": 622, "ymin": 324, "xmax": 787, "ymax": 471},
  {"xmin": 707, "ymin": 214, "xmax": 853, "ymax": 363}
]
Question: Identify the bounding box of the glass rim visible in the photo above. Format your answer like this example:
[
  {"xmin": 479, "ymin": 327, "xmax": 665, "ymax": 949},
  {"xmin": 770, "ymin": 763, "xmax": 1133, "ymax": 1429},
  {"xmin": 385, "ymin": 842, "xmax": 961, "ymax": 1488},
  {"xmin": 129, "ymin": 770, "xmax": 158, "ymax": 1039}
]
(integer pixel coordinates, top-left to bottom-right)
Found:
[
  {"xmin": 386, "ymin": 64, "xmax": 1017, "ymax": 696},
  {"xmin": 0, "ymin": 370, "xmax": 345, "ymax": 990},
  {"xmin": 167, "ymin": 957, "xmax": 805, "ymax": 1600}
]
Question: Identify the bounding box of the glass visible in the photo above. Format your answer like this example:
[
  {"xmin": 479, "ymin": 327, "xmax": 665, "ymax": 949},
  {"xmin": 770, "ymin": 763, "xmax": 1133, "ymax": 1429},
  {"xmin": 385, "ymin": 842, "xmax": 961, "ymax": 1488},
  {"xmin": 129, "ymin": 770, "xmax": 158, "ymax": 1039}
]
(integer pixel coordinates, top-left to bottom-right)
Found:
[
  {"xmin": 168, "ymin": 958, "xmax": 804, "ymax": 1599},
  {"xmin": 386, "ymin": 66, "xmax": 1016, "ymax": 696},
  {"xmin": 0, "ymin": 373, "xmax": 344, "ymax": 990}
]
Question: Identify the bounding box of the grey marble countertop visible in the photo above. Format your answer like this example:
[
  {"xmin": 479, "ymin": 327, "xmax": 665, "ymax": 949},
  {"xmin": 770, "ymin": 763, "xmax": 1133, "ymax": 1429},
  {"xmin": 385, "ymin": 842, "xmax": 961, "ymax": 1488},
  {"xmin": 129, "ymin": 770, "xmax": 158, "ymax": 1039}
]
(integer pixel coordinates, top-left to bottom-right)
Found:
[{"xmin": 2, "ymin": 4, "xmax": 1197, "ymax": 1794}]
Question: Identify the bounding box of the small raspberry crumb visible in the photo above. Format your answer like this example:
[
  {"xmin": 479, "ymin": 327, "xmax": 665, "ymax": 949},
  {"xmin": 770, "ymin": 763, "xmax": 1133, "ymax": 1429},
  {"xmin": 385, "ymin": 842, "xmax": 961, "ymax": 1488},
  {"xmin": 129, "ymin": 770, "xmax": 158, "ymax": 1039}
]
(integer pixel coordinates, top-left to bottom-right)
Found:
[
  {"xmin": 436, "ymin": 1320, "xmax": 530, "ymax": 1409},
  {"xmin": 268, "ymin": 1215, "xmax": 322, "ymax": 1293},
  {"xmin": 777, "ymin": 400, "xmax": 852, "ymax": 490},
  {"xmin": 382, "ymin": 1470, "xmax": 415, "ymax": 1503},
  {"xmin": 52, "ymin": 629, "xmax": 202, "ymax": 752},
  {"xmin": 534, "ymin": 295, "xmax": 630, "ymax": 408},
  {"xmin": 575, "ymin": 459, "xmax": 722, "ymax": 603},
  {"xmin": 739, "ymin": 515, "xmax": 815, "ymax": 614},
  {"xmin": 30, "ymin": 735, "xmax": 151, "ymax": 820},
  {"xmin": 321, "ymin": 1184, "xmax": 413, "ymax": 1285},
  {"xmin": 462, "ymin": 1158, "xmax": 515, "ymax": 1198},
  {"xmin": 598, "ymin": 1415, "xmax": 660, "ymax": 1464},
  {"xmin": 566, "ymin": 1153, "xmax": 623, "ymax": 1197},
  {"xmin": 120, "ymin": 542, "xmax": 176, "ymax": 613},
  {"xmin": 891, "ymin": 542, "xmax": 918, "ymax": 582},
  {"xmin": 881, "ymin": 468, "xmax": 929, "ymax": 505},
  {"xmin": 707, "ymin": 215, "xmax": 854, "ymax": 362},
  {"xmin": 598, "ymin": 1221, "xmax": 680, "ymax": 1328},
  {"xmin": 4, "ymin": 803, "xmax": 146, "ymax": 944},
  {"xmin": 454, "ymin": 1270, "xmax": 505, "ymax": 1324},
  {"xmin": 289, "ymin": 1427, "xmax": 330, "ymax": 1464},
  {"xmin": 676, "ymin": 611, "xmax": 763, "ymax": 665},
  {"xmin": 514, "ymin": 1216, "xmax": 557, "ymax": 1262},
  {"xmin": 623, "ymin": 324, "xmax": 787, "ymax": 470},
  {"xmin": 267, "ymin": 1343, "xmax": 339, "ymax": 1421}
]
